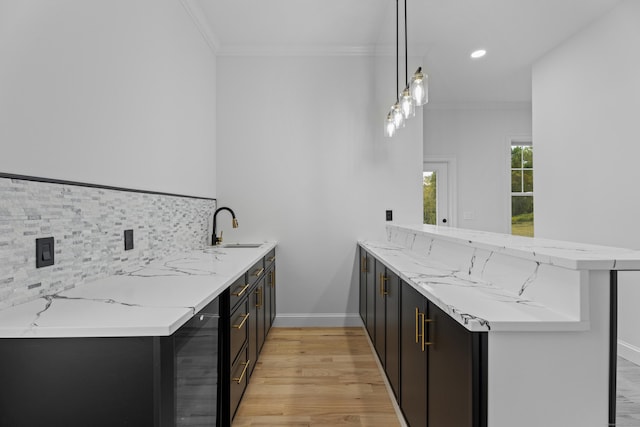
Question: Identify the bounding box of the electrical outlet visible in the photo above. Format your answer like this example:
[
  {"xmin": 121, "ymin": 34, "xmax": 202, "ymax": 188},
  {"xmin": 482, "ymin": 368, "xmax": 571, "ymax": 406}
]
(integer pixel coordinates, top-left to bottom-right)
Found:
[
  {"xmin": 386, "ymin": 210, "xmax": 393, "ymax": 221},
  {"xmin": 124, "ymin": 229, "xmax": 134, "ymax": 251},
  {"xmin": 36, "ymin": 237, "xmax": 54, "ymax": 268}
]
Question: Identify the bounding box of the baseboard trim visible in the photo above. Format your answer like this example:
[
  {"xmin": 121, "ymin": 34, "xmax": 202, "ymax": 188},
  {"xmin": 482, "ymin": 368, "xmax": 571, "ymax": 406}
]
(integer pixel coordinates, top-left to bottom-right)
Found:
[
  {"xmin": 273, "ymin": 313, "xmax": 363, "ymax": 327},
  {"xmin": 618, "ymin": 339, "xmax": 640, "ymax": 366}
]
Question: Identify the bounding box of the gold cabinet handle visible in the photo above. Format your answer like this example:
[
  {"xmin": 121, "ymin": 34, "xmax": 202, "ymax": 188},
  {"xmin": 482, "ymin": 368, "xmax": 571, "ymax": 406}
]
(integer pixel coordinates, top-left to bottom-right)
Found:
[
  {"xmin": 232, "ymin": 360, "xmax": 251, "ymax": 384},
  {"xmin": 421, "ymin": 315, "xmax": 433, "ymax": 351},
  {"xmin": 252, "ymin": 267, "xmax": 265, "ymax": 277},
  {"xmin": 256, "ymin": 287, "xmax": 263, "ymax": 308},
  {"xmin": 361, "ymin": 256, "xmax": 367, "ymax": 273},
  {"xmin": 232, "ymin": 313, "xmax": 250, "ymax": 329},
  {"xmin": 267, "ymin": 256, "xmax": 276, "ymax": 263},
  {"xmin": 379, "ymin": 273, "xmax": 388, "ymax": 296},
  {"xmin": 269, "ymin": 270, "xmax": 275, "ymax": 288},
  {"xmin": 232, "ymin": 283, "xmax": 250, "ymax": 297}
]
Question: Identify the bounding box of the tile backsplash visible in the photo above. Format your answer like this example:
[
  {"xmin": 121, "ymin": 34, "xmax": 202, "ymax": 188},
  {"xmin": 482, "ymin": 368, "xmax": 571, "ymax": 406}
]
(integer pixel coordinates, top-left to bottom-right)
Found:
[{"xmin": 0, "ymin": 177, "xmax": 215, "ymax": 309}]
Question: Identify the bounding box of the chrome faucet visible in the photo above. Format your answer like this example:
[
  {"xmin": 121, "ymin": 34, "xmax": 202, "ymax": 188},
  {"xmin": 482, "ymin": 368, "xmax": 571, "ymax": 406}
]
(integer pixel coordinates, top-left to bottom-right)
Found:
[{"xmin": 212, "ymin": 207, "xmax": 238, "ymax": 245}]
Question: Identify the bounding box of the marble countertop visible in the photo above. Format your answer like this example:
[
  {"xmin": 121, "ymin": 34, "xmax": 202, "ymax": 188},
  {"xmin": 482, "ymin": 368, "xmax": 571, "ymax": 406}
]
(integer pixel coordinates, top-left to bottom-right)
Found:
[
  {"xmin": 0, "ymin": 242, "xmax": 276, "ymax": 338},
  {"xmin": 360, "ymin": 239, "xmax": 591, "ymax": 332},
  {"xmin": 390, "ymin": 224, "xmax": 640, "ymax": 270}
]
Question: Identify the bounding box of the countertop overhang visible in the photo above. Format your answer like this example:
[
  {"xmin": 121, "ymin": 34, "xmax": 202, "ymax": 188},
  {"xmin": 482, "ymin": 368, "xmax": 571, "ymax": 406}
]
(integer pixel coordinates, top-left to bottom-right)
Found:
[
  {"xmin": 360, "ymin": 224, "xmax": 640, "ymax": 333},
  {"xmin": 0, "ymin": 242, "xmax": 277, "ymax": 338}
]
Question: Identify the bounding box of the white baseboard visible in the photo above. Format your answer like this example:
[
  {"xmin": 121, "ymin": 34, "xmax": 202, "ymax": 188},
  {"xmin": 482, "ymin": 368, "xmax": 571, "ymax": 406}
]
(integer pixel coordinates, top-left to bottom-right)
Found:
[
  {"xmin": 618, "ymin": 339, "xmax": 640, "ymax": 366},
  {"xmin": 273, "ymin": 313, "xmax": 363, "ymax": 327}
]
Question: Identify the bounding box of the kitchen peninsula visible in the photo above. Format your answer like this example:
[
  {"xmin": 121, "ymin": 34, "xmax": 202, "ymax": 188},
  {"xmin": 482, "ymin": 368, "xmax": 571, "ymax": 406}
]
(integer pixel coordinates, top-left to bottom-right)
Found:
[{"xmin": 360, "ymin": 224, "xmax": 640, "ymax": 427}]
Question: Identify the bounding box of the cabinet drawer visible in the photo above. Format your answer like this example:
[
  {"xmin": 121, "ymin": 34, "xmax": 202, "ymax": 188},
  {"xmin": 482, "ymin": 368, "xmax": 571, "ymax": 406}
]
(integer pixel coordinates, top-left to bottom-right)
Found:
[
  {"xmin": 230, "ymin": 300, "xmax": 249, "ymax": 365},
  {"xmin": 248, "ymin": 259, "xmax": 265, "ymax": 285},
  {"xmin": 264, "ymin": 249, "xmax": 276, "ymax": 269},
  {"xmin": 229, "ymin": 275, "xmax": 250, "ymax": 312},
  {"xmin": 230, "ymin": 345, "xmax": 250, "ymax": 420}
]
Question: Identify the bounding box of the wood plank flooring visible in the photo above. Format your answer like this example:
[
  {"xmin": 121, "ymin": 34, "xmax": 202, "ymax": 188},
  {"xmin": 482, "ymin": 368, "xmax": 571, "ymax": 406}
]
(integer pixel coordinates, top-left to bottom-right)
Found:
[
  {"xmin": 618, "ymin": 356, "xmax": 640, "ymax": 426},
  {"xmin": 232, "ymin": 327, "xmax": 401, "ymax": 427}
]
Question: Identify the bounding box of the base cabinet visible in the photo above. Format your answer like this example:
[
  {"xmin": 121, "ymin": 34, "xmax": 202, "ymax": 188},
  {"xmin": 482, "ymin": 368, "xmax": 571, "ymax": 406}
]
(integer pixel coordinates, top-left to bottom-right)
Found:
[
  {"xmin": 360, "ymin": 247, "xmax": 487, "ymax": 427},
  {"xmin": 400, "ymin": 283, "xmax": 428, "ymax": 427}
]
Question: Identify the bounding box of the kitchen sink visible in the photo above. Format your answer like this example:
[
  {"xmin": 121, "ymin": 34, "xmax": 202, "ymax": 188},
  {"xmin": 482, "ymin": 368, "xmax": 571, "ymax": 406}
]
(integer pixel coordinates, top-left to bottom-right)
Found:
[{"xmin": 217, "ymin": 243, "xmax": 263, "ymax": 248}]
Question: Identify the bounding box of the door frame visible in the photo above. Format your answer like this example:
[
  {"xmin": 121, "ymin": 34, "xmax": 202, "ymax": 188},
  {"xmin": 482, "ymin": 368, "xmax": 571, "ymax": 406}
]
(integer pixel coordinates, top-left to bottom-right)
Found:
[{"xmin": 423, "ymin": 156, "xmax": 457, "ymax": 228}]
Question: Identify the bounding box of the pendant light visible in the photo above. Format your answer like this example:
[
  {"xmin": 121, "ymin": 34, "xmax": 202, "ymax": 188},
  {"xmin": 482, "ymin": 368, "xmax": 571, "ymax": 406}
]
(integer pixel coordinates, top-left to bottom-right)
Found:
[
  {"xmin": 410, "ymin": 66, "xmax": 428, "ymax": 106},
  {"xmin": 384, "ymin": 0, "xmax": 426, "ymax": 137}
]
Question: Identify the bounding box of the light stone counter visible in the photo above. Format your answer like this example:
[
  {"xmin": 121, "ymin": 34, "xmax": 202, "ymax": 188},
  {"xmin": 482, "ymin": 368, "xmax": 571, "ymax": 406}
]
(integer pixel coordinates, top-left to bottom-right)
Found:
[
  {"xmin": 361, "ymin": 224, "xmax": 640, "ymax": 427},
  {"xmin": 0, "ymin": 242, "xmax": 276, "ymax": 338}
]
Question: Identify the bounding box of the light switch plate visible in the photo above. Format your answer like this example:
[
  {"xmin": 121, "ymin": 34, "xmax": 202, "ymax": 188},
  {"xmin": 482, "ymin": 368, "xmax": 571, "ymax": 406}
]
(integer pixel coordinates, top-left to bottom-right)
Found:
[
  {"xmin": 36, "ymin": 237, "xmax": 54, "ymax": 268},
  {"xmin": 124, "ymin": 229, "xmax": 134, "ymax": 251}
]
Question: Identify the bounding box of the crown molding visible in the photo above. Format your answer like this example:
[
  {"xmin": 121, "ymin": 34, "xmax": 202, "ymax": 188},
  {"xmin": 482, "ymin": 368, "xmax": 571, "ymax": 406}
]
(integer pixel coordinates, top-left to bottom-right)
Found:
[
  {"xmin": 217, "ymin": 44, "xmax": 378, "ymax": 57},
  {"xmin": 180, "ymin": 0, "xmax": 220, "ymax": 55}
]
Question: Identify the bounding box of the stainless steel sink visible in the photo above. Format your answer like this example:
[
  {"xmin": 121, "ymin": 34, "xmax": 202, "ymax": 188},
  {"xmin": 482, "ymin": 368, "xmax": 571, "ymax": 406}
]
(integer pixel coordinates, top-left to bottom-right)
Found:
[{"xmin": 217, "ymin": 243, "xmax": 263, "ymax": 248}]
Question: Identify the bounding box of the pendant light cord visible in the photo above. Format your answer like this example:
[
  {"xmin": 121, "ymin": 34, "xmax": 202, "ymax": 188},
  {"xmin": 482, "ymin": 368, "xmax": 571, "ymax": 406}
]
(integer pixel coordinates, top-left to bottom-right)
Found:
[
  {"xmin": 404, "ymin": 0, "xmax": 408, "ymax": 88},
  {"xmin": 396, "ymin": 0, "xmax": 399, "ymax": 102}
]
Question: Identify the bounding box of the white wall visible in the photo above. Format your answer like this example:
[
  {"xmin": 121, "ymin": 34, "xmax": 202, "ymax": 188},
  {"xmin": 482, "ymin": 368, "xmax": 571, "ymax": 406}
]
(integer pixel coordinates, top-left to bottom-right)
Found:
[
  {"xmin": 0, "ymin": 0, "xmax": 217, "ymax": 198},
  {"xmin": 216, "ymin": 54, "xmax": 423, "ymax": 325},
  {"xmin": 533, "ymin": 0, "xmax": 640, "ymax": 363},
  {"xmin": 423, "ymin": 105, "xmax": 532, "ymax": 233}
]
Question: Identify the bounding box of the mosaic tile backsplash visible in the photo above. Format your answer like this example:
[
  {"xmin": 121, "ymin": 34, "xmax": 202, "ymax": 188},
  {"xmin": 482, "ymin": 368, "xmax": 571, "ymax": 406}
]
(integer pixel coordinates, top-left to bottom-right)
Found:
[{"xmin": 0, "ymin": 177, "xmax": 215, "ymax": 309}]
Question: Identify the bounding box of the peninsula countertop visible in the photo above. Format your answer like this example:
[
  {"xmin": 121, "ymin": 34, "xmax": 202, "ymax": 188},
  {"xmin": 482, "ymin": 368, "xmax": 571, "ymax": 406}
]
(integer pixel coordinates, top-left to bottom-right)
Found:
[
  {"xmin": 0, "ymin": 242, "xmax": 276, "ymax": 338},
  {"xmin": 360, "ymin": 224, "xmax": 640, "ymax": 332}
]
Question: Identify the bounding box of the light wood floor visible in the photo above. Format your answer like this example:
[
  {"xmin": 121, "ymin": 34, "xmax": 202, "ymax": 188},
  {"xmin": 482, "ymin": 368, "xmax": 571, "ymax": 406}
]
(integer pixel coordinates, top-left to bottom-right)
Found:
[
  {"xmin": 232, "ymin": 327, "xmax": 401, "ymax": 427},
  {"xmin": 618, "ymin": 356, "xmax": 640, "ymax": 426}
]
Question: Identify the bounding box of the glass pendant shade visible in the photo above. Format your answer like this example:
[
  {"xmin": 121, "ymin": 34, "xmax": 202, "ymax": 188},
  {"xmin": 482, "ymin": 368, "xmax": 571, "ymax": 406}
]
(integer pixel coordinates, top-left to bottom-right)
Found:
[
  {"xmin": 384, "ymin": 113, "xmax": 396, "ymax": 138},
  {"xmin": 400, "ymin": 88, "xmax": 415, "ymax": 119},
  {"xmin": 410, "ymin": 67, "xmax": 428, "ymax": 106},
  {"xmin": 391, "ymin": 103, "xmax": 404, "ymax": 129}
]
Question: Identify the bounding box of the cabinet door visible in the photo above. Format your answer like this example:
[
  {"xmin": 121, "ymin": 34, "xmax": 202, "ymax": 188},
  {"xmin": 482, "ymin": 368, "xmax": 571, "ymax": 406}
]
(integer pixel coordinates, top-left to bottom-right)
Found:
[
  {"xmin": 266, "ymin": 264, "xmax": 276, "ymax": 336},
  {"xmin": 359, "ymin": 247, "xmax": 367, "ymax": 326},
  {"xmin": 427, "ymin": 301, "xmax": 487, "ymax": 427},
  {"xmin": 385, "ymin": 269, "xmax": 400, "ymax": 399},
  {"xmin": 256, "ymin": 277, "xmax": 266, "ymax": 354},
  {"xmin": 400, "ymin": 281, "xmax": 428, "ymax": 427},
  {"xmin": 365, "ymin": 252, "xmax": 376, "ymax": 342},
  {"xmin": 248, "ymin": 283, "xmax": 258, "ymax": 378},
  {"xmin": 374, "ymin": 259, "xmax": 386, "ymax": 365}
]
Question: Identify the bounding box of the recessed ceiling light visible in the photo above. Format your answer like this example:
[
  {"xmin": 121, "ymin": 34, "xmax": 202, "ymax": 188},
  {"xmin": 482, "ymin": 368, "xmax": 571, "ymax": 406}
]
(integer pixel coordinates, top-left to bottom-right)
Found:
[{"xmin": 471, "ymin": 49, "xmax": 487, "ymax": 59}]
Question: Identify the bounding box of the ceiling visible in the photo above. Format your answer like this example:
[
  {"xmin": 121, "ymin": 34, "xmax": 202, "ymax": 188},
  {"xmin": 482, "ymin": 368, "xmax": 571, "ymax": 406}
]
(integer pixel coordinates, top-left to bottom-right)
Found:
[{"xmin": 191, "ymin": 0, "xmax": 621, "ymax": 104}]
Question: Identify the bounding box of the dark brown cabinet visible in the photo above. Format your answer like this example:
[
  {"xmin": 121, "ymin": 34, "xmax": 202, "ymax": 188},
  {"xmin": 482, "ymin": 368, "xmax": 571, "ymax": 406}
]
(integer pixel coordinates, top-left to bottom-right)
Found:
[
  {"xmin": 373, "ymin": 259, "xmax": 400, "ymax": 399},
  {"xmin": 400, "ymin": 282, "xmax": 428, "ymax": 427},
  {"xmin": 359, "ymin": 247, "xmax": 487, "ymax": 427},
  {"xmin": 361, "ymin": 249, "xmax": 376, "ymax": 341},
  {"xmin": 222, "ymin": 248, "xmax": 277, "ymax": 425},
  {"xmin": 426, "ymin": 300, "xmax": 487, "ymax": 427}
]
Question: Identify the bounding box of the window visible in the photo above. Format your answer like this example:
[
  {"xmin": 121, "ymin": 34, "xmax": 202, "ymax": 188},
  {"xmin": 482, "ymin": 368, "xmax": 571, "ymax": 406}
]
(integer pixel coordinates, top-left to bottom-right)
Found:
[
  {"xmin": 511, "ymin": 143, "xmax": 533, "ymax": 237},
  {"xmin": 423, "ymin": 171, "xmax": 436, "ymax": 225}
]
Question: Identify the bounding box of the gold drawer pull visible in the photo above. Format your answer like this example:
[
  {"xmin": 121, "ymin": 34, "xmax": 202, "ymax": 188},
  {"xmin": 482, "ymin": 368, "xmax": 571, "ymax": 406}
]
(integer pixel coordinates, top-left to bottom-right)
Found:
[
  {"xmin": 267, "ymin": 256, "xmax": 276, "ymax": 263},
  {"xmin": 269, "ymin": 270, "xmax": 275, "ymax": 288},
  {"xmin": 421, "ymin": 315, "xmax": 433, "ymax": 351},
  {"xmin": 252, "ymin": 267, "xmax": 265, "ymax": 277},
  {"xmin": 232, "ymin": 360, "xmax": 251, "ymax": 384},
  {"xmin": 379, "ymin": 273, "xmax": 388, "ymax": 296},
  {"xmin": 256, "ymin": 287, "xmax": 263, "ymax": 308},
  {"xmin": 232, "ymin": 313, "xmax": 250, "ymax": 329},
  {"xmin": 232, "ymin": 283, "xmax": 250, "ymax": 297}
]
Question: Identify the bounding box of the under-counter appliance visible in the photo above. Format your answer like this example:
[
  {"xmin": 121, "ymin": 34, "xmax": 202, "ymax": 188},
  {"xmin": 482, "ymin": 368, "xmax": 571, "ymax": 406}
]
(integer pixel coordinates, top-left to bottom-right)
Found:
[{"xmin": 169, "ymin": 297, "xmax": 221, "ymax": 427}]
